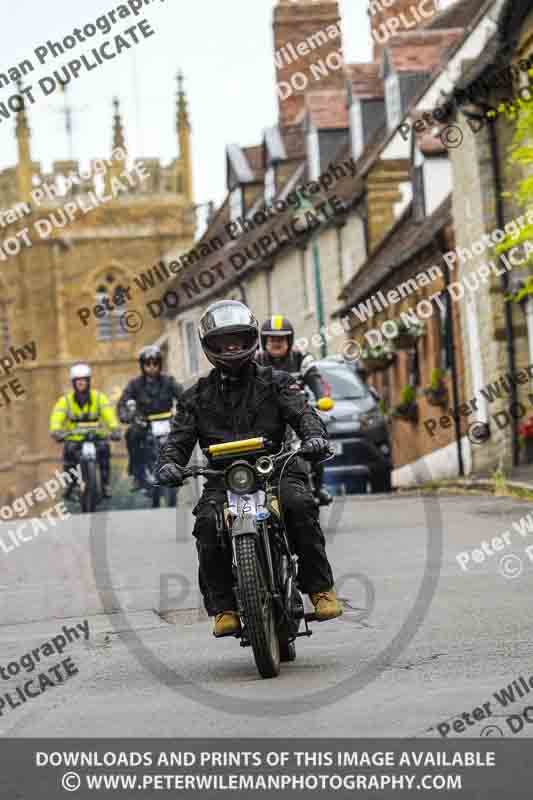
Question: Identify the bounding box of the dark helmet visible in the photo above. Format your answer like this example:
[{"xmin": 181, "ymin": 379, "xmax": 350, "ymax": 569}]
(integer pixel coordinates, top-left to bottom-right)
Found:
[
  {"xmin": 139, "ymin": 345, "xmax": 162, "ymax": 370},
  {"xmin": 198, "ymin": 300, "xmax": 259, "ymax": 375},
  {"xmin": 260, "ymin": 316, "xmax": 294, "ymax": 351}
]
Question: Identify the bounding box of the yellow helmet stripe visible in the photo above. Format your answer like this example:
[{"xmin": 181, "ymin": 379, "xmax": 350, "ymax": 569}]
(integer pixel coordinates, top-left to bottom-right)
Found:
[{"xmin": 272, "ymin": 315, "xmax": 283, "ymax": 330}]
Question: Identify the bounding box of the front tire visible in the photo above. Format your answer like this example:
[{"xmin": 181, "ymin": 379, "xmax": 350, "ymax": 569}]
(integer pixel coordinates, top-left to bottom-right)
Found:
[
  {"xmin": 81, "ymin": 460, "xmax": 98, "ymax": 513},
  {"xmin": 234, "ymin": 534, "xmax": 280, "ymax": 679}
]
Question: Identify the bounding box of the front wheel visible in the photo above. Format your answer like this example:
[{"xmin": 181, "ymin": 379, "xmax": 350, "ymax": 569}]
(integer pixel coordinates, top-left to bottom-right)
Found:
[
  {"xmin": 234, "ymin": 534, "xmax": 280, "ymax": 679},
  {"xmin": 81, "ymin": 460, "xmax": 98, "ymax": 513}
]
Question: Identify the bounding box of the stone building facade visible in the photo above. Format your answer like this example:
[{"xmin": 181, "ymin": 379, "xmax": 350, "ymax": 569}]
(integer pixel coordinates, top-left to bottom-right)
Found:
[{"xmin": 0, "ymin": 77, "xmax": 196, "ymax": 505}]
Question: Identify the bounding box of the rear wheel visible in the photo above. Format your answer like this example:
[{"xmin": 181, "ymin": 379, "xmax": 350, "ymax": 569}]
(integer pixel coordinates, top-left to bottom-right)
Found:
[
  {"xmin": 81, "ymin": 460, "xmax": 98, "ymax": 513},
  {"xmin": 234, "ymin": 534, "xmax": 280, "ymax": 679}
]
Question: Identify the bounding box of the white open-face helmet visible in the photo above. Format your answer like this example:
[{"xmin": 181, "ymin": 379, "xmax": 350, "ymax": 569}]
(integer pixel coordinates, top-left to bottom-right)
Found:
[{"xmin": 70, "ymin": 363, "xmax": 91, "ymax": 382}]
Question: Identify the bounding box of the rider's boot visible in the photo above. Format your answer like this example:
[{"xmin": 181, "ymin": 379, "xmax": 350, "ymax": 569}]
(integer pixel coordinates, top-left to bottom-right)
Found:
[
  {"xmin": 101, "ymin": 484, "xmax": 112, "ymax": 499},
  {"xmin": 213, "ymin": 611, "xmax": 241, "ymax": 637},
  {"xmin": 309, "ymin": 589, "xmax": 343, "ymax": 621}
]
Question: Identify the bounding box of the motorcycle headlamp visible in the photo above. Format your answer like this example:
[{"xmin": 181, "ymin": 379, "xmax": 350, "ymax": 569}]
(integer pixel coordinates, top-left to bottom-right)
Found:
[{"xmin": 226, "ymin": 461, "xmax": 256, "ymax": 495}]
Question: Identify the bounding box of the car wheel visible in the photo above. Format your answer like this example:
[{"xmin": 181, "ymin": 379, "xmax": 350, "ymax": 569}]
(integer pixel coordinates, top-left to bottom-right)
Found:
[
  {"xmin": 345, "ymin": 477, "xmax": 368, "ymax": 494},
  {"xmin": 371, "ymin": 469, "xmax": 392, "ymax": 493}
]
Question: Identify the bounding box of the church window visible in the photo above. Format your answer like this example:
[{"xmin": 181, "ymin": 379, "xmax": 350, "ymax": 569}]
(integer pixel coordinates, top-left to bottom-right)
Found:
[
  {"xmin": 95, "ymin": 275, "xmax": 129, "ymax": 341},
  {"xmin": 0, "ymin": 301, "xmax": 10, "ymax": 352}
]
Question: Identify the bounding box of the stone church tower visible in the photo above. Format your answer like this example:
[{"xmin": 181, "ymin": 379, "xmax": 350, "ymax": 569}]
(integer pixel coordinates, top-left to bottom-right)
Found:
[{"xmin": 0, "ymin": 76, "xmax": 196, "ymax": 505}]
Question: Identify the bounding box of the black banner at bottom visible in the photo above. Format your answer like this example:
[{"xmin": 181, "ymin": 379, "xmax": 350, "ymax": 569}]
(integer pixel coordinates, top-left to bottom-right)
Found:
[{"xmin": 0, "ymin": 739, "xmax": 530, "ymax": 798}]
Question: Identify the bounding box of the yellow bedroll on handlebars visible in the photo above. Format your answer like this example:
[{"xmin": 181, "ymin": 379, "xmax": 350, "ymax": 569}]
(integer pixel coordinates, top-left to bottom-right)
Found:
[{"xmin": 208, "ymin": 437, "xmax": 266, "ymax": 458}]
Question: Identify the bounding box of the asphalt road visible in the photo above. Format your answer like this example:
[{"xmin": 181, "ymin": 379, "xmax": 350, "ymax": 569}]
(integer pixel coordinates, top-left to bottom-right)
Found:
[{"xmin": 1, "ymin": 491, "xmax": 533, "ymax": 739}]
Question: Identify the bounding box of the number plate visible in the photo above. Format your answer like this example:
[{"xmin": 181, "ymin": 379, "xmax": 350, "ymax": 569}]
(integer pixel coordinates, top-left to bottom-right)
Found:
[
  {"xmin": 82, "ymin": 442, "xmax": 96, "ymax": 458},
  {"xmin": 330, "ymin": 441, "xmax": 343, "ymax": 455},
  {"xmin": 151, "ymin": 419, "xmax": 171, "ymax": 437}
]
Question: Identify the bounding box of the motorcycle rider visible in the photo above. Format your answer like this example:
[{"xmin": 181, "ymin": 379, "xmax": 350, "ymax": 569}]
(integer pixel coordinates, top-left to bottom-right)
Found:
[
  {"xmin": 117, "ymin": 345, "xmax": 183, "ymax": 491},
  {"xmin": 256, "ymin": 316, "xmax": 332, "ymax": 506},
  {"xmin": 49, "ymin": 363, "xmax": 121, "ymax": 498},
  {"xmin": 157, "ymin": 300, "xmax": 343, "ymax": 637}
]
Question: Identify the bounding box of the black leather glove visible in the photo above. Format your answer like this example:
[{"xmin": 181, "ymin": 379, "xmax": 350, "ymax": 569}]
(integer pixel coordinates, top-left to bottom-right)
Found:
[
  {"xmin": 300, "ymin": 437, "xmax": 330, "ymax": 461},
  {"xmin": 109, "ymin": 428, "xmax": 122, "ymax": 441},
  {"xmin": 51, "ymin": 431, "xmax": 66, "ymax": 442},
  {"xmin": 158, "ymin": 462, "xmax": 185, "ymax": 486}
]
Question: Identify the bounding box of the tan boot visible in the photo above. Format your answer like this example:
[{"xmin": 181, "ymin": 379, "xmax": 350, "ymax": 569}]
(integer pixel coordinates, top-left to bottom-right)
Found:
[
  {"xmin": 213, "ymin": 611, "xmax": 241, "ymax": 637},
  {"xmin": 309, "ymin": 590, "xmax": 343, "ymax": 621}
]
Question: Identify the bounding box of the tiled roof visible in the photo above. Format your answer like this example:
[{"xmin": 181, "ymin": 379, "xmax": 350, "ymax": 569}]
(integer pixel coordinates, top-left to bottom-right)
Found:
[
  {"xmin": 386, "ymin": 29, "xmax": 464, "ymax": 73},
  {"xmin": 297, "ymin": 90, "xmax": 349, "ymax": 129},
  {"xmin": 337, "ymin": 195, "xmax": 452, "ymax": 314},
  {"xmin": 242, "ymin": 145, "xmax": 265, "ymax": 180},
  {"xmin": 345, "ymin": 62, "xmax": 384, "ymax": 99},
  {"xmin": 426, "ymin": 0, "xmax": 491, "ymax": 31},
  {"xmin": 279, "ymin": 125, "xmax": 306, "ymax": 160}
]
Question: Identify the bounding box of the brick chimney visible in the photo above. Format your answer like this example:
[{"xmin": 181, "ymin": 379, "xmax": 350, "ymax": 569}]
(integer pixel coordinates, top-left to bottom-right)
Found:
[
  {"xmin": 273, "ymin": 0, "xmax": 344, "ymax": 128},
  {"xmin": 368, "ymin": 0, "xmax": 441, "ymax": 61}
]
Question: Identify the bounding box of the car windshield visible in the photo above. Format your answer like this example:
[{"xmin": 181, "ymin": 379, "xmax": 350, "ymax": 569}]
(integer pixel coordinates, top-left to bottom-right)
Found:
[{"xmin": 319, "ymin": 364, "xmax": 368, "ymax": 400}]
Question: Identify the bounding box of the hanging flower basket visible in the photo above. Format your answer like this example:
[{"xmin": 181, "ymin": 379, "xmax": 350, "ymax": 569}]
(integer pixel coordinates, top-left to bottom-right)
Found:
[
  {"xmin": 424, "ymin": 385, "xmax": 449, "ymax": 407},
  {"xmin": 359, "ymin": 346, "xmax": 396, "ymax": 373},
  {"xmin": 392, "ymin": 402, "xmax": 419, "ymax": 423},
  {"xmin": 392, "ymin": 319, "xmax": 425, "ymax": 351},
  {"xmin": 519, "ymin": 417, "xmax": 533, "ymax": 463},
  {"xmin": 391, "ymin": 385, "xmax": 418, "ymax": 423},
  {"xmin": 361, "ymin": 355, "xmax": 394, "ymax": 372}
]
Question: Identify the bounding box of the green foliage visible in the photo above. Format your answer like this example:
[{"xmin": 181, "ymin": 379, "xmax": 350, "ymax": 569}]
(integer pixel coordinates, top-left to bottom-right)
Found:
[
  {"xmin": 395, "ymin": 317, "xmax": 425, "ymax": 337},
  {"xmin": 506, "ymin": 274, "xmax": 533, "ymax": 304},
  {"xmin": 495, "ymin": 72, "xmax": 533, "ymax": 261},
  {"xmin": 360, "ymin": 344, "xmax": 394, "ymax": 361},
  {"xmin": 399, "ymin": 385, "xmax": 416, "ymax": 405},
  {"xmin": 429, "ymin": 368, "xmax": 445, "ymax": 390}
]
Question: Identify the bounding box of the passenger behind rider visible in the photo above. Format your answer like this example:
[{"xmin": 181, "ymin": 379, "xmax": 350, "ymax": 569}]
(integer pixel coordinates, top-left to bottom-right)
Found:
[
  {"xmin": 256, "ymin": 316, "xmax": 333, "ymax": 506},
  {"xmin": 117, "ymin": 345, "xmax": 183, "ymax": 491},
  {"xmin": 49, "ymin": 363, "xmax": 121, "ymax": 499},
  {"xmin": 156, "ymin": 300, "xmax": 343, "ymax": 638}
]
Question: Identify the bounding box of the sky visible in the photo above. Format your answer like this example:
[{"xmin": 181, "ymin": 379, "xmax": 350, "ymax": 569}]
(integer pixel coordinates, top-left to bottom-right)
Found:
[{"xmin": 0, "ymin": 0, "xmax": 372, "ymax": 216}]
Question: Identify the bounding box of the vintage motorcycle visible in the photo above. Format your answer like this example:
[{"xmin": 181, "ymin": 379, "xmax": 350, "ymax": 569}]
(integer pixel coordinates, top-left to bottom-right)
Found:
[
  {"xmin": 286, "ymin": 394, "xmax": 335, "ymax": 506},
  {"xmin": 127, "ymin": 401, "xmax": 177, "ymax": 509},
  {"xmin": 65, "ymin": 422, "xmax": 108, "ymax": 513},
  {"xmin": 173, "ymin": 435, "xmax": 332, "ymax": 679}
]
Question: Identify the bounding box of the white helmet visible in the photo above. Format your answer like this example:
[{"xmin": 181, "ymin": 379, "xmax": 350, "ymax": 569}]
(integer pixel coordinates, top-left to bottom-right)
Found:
[{"xmin": 70, "ymin": 363, "xmax": 91, "ymax": 381}]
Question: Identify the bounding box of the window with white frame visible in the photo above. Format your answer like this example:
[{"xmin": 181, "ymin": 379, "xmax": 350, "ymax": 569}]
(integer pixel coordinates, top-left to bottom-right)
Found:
[
  {"xmin": 264, "ymin": 166, "xmax": 276, "ymax": 204},
  {"xmin": 183, "ymin": 319, "xmax": 200, "ymax": 375},
  {"xmin": 307, "ymin": 128, "xmax": 321, "ymax": 181},
  {"xmin": 385, "ymin": 72, "xmax": 402, "ymax": 131},
  {"xmin": 350, "ymin": 100, "xmax": 364, "ymax": 161},
  {"xmin": 230, "ymin": 187, "xmax": 243, "ymax": 223}
]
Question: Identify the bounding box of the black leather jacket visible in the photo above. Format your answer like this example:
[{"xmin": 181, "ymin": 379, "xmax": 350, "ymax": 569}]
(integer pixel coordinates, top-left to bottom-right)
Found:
[
  {"xmin": 158, "ymin": 363, "xmax": 327, "ymax": 469},
  {"xmin": 117, "ymin": 374, "xmax": 183, "ymax": 422},
  {"xmin": 255, "ymin": 350, "xmax": 324, "ymax": 400}
]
